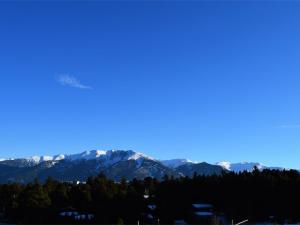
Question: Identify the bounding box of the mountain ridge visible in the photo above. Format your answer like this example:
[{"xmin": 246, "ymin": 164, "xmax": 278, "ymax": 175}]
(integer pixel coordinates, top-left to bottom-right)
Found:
[{"xmin": 0, "ymin": 149, "xmax": 287, "ymax": 183}]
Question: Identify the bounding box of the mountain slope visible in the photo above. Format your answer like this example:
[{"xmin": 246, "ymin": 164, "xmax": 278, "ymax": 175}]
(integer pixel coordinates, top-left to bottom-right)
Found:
[{"xmin": 175, "ymin": 162, "xmax": 225, "ymax": 176}]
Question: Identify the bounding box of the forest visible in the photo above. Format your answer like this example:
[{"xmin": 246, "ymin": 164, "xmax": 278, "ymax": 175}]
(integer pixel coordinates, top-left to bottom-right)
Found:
[{"xmin": 0, "ymin": 168, "xmax": 300, "ymax": 224}]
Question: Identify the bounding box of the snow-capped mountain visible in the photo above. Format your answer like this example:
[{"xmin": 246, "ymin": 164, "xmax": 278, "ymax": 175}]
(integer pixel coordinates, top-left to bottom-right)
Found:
[
  {"xmin": 0, "ymin": 150, "xmax": 289, "ymax": 184},
  {"xmin": 216, "ymin": 161, "xmax": 285, "ymax": 172},
  {"xmin": 0, "ymin": 150, "xmax": 178, "ymax": 183}
]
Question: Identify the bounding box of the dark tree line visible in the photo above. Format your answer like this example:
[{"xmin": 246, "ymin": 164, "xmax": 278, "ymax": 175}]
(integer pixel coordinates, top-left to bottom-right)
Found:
[{"xmin": 0, "ymin": 169, "xmax": 300, "ymax": 224}]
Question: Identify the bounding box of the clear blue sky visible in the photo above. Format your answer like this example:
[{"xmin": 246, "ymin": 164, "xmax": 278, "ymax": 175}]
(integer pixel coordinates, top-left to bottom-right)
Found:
[{"xmin": 1, "ymin": 1, "xmax": 300, "ymax": 168}]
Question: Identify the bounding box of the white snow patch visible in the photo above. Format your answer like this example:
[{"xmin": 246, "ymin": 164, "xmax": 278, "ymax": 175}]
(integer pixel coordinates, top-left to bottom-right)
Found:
[
  {"xmin": 216, "ymin": 161, "xmax": 231, "ymax": 170},
  {"xmin": 66, "ymin": 150, "xmax": 107, "ymax": 161},
  {"xmin": 216, "ymin": 161, "xmax": 286, "ymax": 172}
]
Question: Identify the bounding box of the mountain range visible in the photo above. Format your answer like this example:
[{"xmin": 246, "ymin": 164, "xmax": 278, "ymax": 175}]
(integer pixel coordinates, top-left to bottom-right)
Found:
[{"xmin": 0, "ymin": 150, "xmax": 287, "ymax": 183}]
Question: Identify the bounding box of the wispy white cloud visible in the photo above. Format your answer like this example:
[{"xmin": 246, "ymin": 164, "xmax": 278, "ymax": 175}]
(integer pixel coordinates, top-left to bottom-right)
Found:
[
  {"xmin": 57, "ymin": 74, "xmax": 92, "ymax": 90},
  {"xmin": 276, "ymin": 124, "xmax": 300, "ymax": 129}
]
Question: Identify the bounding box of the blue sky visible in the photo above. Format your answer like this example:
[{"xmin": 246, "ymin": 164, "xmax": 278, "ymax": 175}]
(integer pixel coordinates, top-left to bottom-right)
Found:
[{"xmin": 1, "ymin": 1, "xmax": 300, "ymax": 168}]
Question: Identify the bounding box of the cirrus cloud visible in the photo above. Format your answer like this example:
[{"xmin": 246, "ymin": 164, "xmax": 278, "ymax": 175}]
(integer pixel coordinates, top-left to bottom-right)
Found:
[
  {"xmin": 57, "ymin": 74, "xmax": 92, "ymax": 90},
  {"xmin": 276, "ymin": 124, "xmax": 300, "ymax": 129}
]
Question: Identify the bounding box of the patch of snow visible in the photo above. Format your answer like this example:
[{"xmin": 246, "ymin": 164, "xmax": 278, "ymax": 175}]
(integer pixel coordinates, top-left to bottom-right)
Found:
[
  {"xmin": 216, "ymin": 161, "xmax": 265, "ymax": 172},
  {"xmin": 66, "ymin": 150, "xmax": 107, "ymax": 161},
  {"xmin": 25, "ymin": 155, "xmax": 56, "ymax": 164},
  {"xmin": 161, "ymin": 159, "xmax": 197, "ymax": 168},
  {"xmin": 216, "ymin": 161, "xmax": 286, "ymax": 172},
  {"xmin": 41, "ymin": 156, "xmax": 54, "ymax": 161},
  {"xmin": 128, "ymin": 152, "xmax": 147, "ymax": 160},
  {"xmin": 29, "ymin": 156, "xmax": 42, "ymax": 163},
  {"xmin": 216, "ymin": 161, "xmax": 231, "ymax": 170},
  {"xmin": 53, "ymin": 154, "xmax": 66, "ymax": 161}
]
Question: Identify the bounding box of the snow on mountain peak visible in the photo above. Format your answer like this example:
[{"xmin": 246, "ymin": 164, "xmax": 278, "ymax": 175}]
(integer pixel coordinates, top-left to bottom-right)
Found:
[
  {"xmin": 216, "ymin": 161, "xmax": 276, "ymax": 172},
  {"xmin": 216, "ymin": 161, "xmax": 231, "ymax": 170},
  {"xmin": 66, "ymin": 150, "xmax": 108, "ymax": 161},
  {"xmin": 26, "ymin": 155, "xmax": 55, "ymax": 163},
  {"xmin": 128, "ymin": 151, "xmax": 153, "ymax": 161},
  {"xmin": 65, "ymin": 149, "xmax": 152, "ymax": 162},
  {"xmin": 53, "ymin": 154, "xmax": 66, "ymax": 161},
  {"xmin": 41, "ymin": 156, "xmax": 54, "ymax": 161},
  {"xmin": 13, "ymin": 150, "xmax": 154, "ymax": 167}
]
